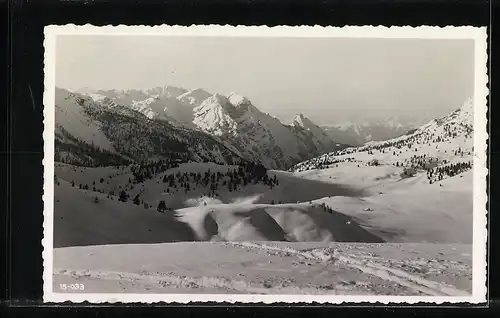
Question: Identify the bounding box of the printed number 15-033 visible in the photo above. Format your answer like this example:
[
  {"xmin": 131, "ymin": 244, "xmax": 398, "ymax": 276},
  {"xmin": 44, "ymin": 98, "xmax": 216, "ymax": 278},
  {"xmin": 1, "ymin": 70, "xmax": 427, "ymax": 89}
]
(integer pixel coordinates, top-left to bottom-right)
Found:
[{"xmin": 59, "ymin": 283, "xmax": 85, "ymax": 291}]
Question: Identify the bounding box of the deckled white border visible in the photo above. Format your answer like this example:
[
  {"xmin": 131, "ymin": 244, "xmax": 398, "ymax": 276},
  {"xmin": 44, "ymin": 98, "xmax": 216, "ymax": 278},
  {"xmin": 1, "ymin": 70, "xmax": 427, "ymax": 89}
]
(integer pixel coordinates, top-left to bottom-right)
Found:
[{"xmin": 42, "ymin": 25, "xmax": 488, "ymax": 304}]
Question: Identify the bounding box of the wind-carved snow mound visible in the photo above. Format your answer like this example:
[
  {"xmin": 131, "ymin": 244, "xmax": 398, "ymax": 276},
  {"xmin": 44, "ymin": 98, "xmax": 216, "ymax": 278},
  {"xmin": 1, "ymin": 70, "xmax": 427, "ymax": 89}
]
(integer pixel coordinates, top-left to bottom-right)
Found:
[
  {"xmin": 53, "ymin": 182, "xmax": 383, "ymax": 248},
  {"xmin": 184, "ymin": 196, "xmax": 224, "ymax": 207}
]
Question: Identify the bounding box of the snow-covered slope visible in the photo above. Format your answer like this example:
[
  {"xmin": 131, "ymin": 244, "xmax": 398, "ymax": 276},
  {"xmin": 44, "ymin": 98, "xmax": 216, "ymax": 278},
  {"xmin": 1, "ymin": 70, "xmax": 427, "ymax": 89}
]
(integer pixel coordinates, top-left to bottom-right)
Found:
[
  {"xmin": 55, "ymin": 88, "xmax": 114, "ymax": 151},
  {"xmin": 293, "ymin": 98, "xmax": 474, "ymax": 173},
  {"xmin": 54, "ymin": 151, "xmax": 472, "ymax": 245},
  {"xmin": 286, "ymin": 98, "xmax": 474, "ymax": 244}
]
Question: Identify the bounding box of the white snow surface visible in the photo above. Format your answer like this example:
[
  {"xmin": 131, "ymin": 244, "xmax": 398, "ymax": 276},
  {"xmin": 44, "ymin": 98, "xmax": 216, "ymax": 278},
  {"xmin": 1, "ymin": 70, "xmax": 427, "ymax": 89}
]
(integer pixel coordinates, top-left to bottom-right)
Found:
[{"xmin": 53, "ymin": 241, "xmax": 472, "ymax": 295}]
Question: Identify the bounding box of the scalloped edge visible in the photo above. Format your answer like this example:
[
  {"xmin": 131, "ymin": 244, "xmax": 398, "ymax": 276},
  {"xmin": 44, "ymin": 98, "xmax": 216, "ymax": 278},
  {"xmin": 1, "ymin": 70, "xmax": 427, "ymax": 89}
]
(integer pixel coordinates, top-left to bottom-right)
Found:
[{"xmin": 42, "ymin": 24, "xmax": 488, "ymax": 305}]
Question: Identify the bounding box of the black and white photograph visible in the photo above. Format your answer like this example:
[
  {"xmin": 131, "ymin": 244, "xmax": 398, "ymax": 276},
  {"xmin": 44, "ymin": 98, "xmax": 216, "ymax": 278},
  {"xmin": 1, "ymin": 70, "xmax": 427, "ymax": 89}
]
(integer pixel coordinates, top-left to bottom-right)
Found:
[{"xmin": 42, "ymin": 25, "xmax": 488, "ymax": 303}]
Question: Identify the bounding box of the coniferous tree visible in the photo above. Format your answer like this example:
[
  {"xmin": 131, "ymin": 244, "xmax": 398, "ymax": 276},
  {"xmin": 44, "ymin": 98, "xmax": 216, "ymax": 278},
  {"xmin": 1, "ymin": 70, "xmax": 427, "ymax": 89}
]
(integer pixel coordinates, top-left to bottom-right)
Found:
[
  {"xmin": 133, "ymin": 194, "xmax": 141, "ymax": 205},
  {"xmin": 119, "ymin": 190, "xmax": 128, "ymax": 202},
  {"xmin": 157, "ymin": 200, "xmax": 167, "ymax": 213}
]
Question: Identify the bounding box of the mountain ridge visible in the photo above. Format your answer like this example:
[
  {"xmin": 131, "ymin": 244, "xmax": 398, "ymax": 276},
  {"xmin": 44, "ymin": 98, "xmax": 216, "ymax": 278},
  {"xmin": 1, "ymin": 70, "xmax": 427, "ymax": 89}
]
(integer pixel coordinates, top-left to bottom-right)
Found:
[{"xmin": 73, "ymin": 85, "xmax": 341, "ymax": 169}]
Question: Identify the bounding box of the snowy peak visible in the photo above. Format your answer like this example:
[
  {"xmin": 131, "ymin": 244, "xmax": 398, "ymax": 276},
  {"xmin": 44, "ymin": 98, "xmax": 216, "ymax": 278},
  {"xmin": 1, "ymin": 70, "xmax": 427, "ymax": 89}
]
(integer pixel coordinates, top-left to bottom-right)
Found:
[
  {"xmin": 334, "ymin": 122, "xmax": 362, "ymax": 134},
  {"xmin": 225, "ymin": 92, "xmax": 251, "ymax": 107},
  {"xmin": 291, "ymin": 113, "xmax": 337, "ymax": 150},
  {"xmin": 177, "ymin": 88, "xmax": 212, "ymax": 106},
  {"xmin": 462, "ymin": 97, "xmax": 473, "ymax": 111},
  {"xmin": 292, "ymin": 113, "xmax": 305, "ymax": 126},
  {"xmin": 193, "ymin": 94, "xmax": 238, "ymax": 136},
  {"xmin": 459, "ymin": 97, "xmax": 474, "ymax": 119},
  {"xmin": 145, "ymin": 85, "xmax": 188, "ymax": 98},
  {"xmin": 225, "ymin": 92, "xmax": 261, "ymax": 116},
  {"xmin": 322, "ymin": 119, "xmax": 414, "ymax": 146},
  {"xmin": 292, "ymin": 113, "xmax": 316, "ymax": 130},
  {"xmin": 130, "ymin": 96, "xmax": 165, "ymax": 120},
  {"xmin": 292, "ymin": 113, "xmax": 328, "ymax": 137},
  {"xmin": 417, "ymin": 97, "xmax": 473, "ymax": 135},
  {"xmin": 203, "ymin": 93, "xmax": 233, "ymax": 111}
]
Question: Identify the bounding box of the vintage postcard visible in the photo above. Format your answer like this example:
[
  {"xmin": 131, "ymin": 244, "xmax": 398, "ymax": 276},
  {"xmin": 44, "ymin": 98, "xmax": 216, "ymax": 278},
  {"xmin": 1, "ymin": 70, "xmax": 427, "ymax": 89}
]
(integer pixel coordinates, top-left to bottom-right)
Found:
[{"xmin": 42, "ymin": 25, "xmax": 488, "ymax": 304}]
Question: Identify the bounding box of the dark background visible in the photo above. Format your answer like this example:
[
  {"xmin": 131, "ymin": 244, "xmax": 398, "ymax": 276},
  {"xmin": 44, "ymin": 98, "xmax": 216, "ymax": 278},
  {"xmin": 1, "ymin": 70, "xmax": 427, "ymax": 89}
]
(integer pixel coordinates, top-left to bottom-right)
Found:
[{"xmin": 2, "ymin": 0, "xmax": 496, "ymax": 316}]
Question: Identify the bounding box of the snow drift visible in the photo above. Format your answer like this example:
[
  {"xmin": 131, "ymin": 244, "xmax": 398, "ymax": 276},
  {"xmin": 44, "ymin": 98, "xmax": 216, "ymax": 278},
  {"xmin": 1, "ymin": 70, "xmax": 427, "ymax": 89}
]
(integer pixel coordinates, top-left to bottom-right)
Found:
[{"xmin": 53, "ymin": 181, "xmax": 383, "ymax": 248}]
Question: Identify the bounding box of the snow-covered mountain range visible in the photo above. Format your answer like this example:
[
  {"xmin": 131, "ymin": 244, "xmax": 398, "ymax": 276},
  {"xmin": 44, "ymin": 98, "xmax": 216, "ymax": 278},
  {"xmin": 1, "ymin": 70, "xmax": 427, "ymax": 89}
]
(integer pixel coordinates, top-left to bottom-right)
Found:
[
  {"xmin": 54, "ymin": 88, "xmax": 247, "ymax": 167},
  {"xmin": 55, "ymin": 86, "xmax": 344, "ymax": 169}
]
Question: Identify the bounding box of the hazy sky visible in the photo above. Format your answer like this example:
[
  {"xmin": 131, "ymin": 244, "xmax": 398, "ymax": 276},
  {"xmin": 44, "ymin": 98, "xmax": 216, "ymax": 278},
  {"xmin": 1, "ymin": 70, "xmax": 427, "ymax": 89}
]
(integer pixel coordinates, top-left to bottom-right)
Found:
[{"xmin": 56, "ymin": 35, "xmax": 474, "ymax": 125}]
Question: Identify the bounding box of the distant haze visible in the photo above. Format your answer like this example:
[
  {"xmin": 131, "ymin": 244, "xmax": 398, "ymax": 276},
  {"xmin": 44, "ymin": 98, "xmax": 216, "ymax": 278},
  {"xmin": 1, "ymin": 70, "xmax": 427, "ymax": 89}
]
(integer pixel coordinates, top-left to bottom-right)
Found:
[{"xmin": 56, "ymin": 35, "xmax": 474, "ymax": 126}]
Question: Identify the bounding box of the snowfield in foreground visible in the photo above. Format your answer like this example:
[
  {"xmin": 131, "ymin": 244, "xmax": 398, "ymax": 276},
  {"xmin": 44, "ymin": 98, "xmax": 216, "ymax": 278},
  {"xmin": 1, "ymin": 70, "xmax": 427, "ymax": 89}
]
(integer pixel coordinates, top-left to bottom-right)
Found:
[{"xmin": 53, "ymin": 241, "xmax": 472, "ymax": 296}]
